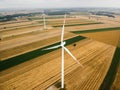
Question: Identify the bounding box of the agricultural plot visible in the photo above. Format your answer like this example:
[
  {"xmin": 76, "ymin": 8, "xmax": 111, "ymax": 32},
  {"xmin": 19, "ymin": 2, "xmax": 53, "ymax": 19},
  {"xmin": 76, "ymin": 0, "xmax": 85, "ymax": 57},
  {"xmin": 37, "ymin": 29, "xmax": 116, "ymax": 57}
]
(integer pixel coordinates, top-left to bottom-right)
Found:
[
  {"xmin": 0, "ymin": 30, "xmax": 63, "ymax": 58},
  {"xmin": 0, "ymin": 26, "xmax": 44, "ymax": 39},
  {"xmin": 0, "ymin": 35, "xmax": 86, "ymax": 71},
  {"xmin": 47, "ymin": 18, "xmax": 94, "ymax": 24},
  {"xmin": 111, "ymin": 60, "xmax": 120, "ymax": 90},
  {"xmin": 0, "ymin": 14, "xmax": 120, "ymax": 90},
  {"xmin": 62, "ymin": 23, "xmax": 119, "ymax": 33},
  {"xmin": 0, "ymin": 23, "xmax": 43, "ymax": 32},
  {"xmin": 0, "ymin": 20, "xmax": 30, "ymax": 26},
  {"xmin": 0, "ymin": 38, "xmax": 116, "ymax": 90},
  {"xmin": 80, "ymin": 30, "xmax": 120, "ymax": 46},
  {"xmin": 0, "ymin": 29, "xmax": 65, "ymax": 50},
  {"xmin": 71, "ymin": 27, "xmax": 120, "ymax": 47},
  {"xmin": 0, "ymin": 17, "xmax": 100, "ymax": 39},
  {"xmin": 47, "ymin": 18, "xmax": 102, "ymax": 27},
  {"xmin": 100, "ymin": 47, "xmax": 120, "ymax": 90},
  {"xmin": 28, "ymin": 15, "xmax": 72, "ymax": 20},
  {"xmin": 71, "ymin": 27, "xmax": 120, "ymax": 34},
  {"xmin": 53, "ymin": 22, "xmax": 102, "ymax": 27},
  {"xmin": 117, "ymin": 36, "xmax": 120, "ymax": 48},
  {"xmin": 0, "ymin": 21, "xmax": 37, "ymax": 30}
]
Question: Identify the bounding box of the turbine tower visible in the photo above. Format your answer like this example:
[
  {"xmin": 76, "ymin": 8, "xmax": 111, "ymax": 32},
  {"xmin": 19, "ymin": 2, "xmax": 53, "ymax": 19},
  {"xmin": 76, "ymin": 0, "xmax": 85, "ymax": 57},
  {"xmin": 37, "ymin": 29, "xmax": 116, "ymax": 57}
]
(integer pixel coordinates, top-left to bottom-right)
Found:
[
  {"xmin": 42, "ymin": 12, "xmax": 46, "ymax": 30},
  {"xmin": 43, "ymin": 14, "xmax": 83, "ymax": 89}
]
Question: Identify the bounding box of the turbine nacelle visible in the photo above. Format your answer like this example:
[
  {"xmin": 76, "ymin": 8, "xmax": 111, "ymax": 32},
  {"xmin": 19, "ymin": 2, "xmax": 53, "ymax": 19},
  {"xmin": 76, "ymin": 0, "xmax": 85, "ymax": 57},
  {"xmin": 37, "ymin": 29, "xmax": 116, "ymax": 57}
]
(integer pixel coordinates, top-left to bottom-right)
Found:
[{"xmin": 61, "ymin": 41, "xmax": 66, "ymax": 47}]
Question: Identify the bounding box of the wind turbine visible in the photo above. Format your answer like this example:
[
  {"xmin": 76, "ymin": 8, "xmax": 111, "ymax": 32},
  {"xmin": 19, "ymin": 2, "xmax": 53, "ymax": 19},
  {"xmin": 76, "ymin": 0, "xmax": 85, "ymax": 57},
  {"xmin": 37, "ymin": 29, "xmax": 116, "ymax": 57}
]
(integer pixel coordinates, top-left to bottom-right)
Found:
[
  {"xmin": 42, "ymin": 13, "xmax": 46, "ymax": 30},
  {"xmin": 43, "ymin": 14, "xmax": 83, "ymax": 89}
]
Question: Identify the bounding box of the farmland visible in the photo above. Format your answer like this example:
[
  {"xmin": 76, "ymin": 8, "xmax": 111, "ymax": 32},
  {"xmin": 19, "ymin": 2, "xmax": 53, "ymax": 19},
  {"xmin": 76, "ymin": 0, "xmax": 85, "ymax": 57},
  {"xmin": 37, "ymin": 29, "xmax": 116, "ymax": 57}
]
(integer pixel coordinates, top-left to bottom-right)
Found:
[
  {"xmin": 0, "ymin": 38, "xmax": 116, "ymax": 90},
  {"xmin": 73, "ymin": 29, "xmax": 120, "ymax": 46},
  {"xmin": 0, "ymin": 11, "xmax": 120, "ymax": 90}
]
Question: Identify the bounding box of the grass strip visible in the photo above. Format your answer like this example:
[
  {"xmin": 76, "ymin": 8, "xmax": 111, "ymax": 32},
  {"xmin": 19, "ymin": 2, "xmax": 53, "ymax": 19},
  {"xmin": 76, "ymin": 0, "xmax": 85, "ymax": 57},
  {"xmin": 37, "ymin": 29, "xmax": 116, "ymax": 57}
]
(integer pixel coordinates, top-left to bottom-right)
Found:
[
  {"xmin": 0, "ymin": 36, "xmax": 86, "ymax": 71},
  {"xmin": 99, "ymin": 47, "xmax": 120, "ymax": 90},
  {"xmin": 53, "ymin": 22, "xmax": 102, "ymax": 27},
  {"xmin": 71, "ymin": 27, "xmax": 120, "ymax": 34}
]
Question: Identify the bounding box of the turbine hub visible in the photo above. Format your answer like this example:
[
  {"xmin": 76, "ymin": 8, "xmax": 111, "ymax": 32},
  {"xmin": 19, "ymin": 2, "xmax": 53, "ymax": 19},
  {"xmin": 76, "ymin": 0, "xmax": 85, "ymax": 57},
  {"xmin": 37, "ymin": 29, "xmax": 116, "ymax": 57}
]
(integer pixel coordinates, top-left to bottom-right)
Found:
[{"xmin": 61, "ymin": 41, "xmax": 66, "ymax": 46}]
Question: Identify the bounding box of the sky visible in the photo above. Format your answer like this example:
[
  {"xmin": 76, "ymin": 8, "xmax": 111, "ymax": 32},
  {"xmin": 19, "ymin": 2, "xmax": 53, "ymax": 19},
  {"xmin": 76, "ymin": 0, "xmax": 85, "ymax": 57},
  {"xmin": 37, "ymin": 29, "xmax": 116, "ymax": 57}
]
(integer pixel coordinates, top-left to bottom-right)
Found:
[{"xmin": 0, "ymin": 0, "xmax": 120, "ymax": 9}]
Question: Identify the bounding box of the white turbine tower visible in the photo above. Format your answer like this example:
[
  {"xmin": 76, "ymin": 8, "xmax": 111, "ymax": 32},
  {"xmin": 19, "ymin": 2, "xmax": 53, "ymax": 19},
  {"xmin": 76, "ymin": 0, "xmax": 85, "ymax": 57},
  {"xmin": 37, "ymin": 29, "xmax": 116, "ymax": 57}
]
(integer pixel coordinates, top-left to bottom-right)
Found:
[
  {"xmin": 42, "ymin": 13, "xmax": 46, "ymax": 30},
  {"xmin": 43, "ymin": 14, "xmax": 83, "ymax": 89}
]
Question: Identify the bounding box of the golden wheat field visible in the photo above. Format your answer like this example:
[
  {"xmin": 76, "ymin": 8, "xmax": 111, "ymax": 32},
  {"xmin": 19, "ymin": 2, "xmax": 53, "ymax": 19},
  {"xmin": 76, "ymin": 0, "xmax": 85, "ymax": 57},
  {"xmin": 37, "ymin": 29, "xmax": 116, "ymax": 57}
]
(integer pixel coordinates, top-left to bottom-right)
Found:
[{"xmin": 0, "ymin": 14, "xmax": 120, "ymax": 90}]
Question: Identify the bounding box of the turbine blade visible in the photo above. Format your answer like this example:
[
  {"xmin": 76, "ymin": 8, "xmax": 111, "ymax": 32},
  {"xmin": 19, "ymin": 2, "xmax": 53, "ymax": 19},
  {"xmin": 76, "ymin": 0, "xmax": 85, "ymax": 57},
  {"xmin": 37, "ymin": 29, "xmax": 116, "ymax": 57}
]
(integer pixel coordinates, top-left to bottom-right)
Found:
[
  {"xmin": 61, "ymin": 23, "xmax": 64, "ymax": 43},
  {"xmin": 42, "ymin": 45, "xmax": 61, "ymax": 50},
  {"xmin": 63, "ymin": 46, "xmax": 83, "ymax": 67},
  {"xmin": 61, "ymin": 14, "xmax": 66, "ymax": 43}
]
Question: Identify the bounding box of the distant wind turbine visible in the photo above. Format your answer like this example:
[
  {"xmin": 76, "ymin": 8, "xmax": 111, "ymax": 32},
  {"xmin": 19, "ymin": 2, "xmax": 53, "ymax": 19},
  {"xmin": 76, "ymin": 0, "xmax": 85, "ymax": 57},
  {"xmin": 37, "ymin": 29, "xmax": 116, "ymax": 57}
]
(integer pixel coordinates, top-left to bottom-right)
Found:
[
  {"xmin": 42, "ymin": 13, "xmax": 46, "ymax": 30},
  {"xmin": 43, "ymin": 14, "xmax": 83, "ymax": 89}
]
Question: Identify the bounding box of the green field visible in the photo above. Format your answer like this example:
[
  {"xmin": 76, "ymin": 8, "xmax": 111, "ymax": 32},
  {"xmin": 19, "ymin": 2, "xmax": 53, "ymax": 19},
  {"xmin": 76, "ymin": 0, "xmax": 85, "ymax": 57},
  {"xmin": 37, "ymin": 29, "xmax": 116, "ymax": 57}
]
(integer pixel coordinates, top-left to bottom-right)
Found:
[
  {"xmin": 71, "ymin": 27, "xmax": 120, "ymax": 34},
  {"xmin": 0, "ymin": 36, "xmax": 86, "ymax": 71},
  {"xmin": 53, "ymin": 22, "xmax": 103, "ymax": 27},
  {"xmin": 100, "ymin": 47, "xmax": 120, "ymax": 90}
]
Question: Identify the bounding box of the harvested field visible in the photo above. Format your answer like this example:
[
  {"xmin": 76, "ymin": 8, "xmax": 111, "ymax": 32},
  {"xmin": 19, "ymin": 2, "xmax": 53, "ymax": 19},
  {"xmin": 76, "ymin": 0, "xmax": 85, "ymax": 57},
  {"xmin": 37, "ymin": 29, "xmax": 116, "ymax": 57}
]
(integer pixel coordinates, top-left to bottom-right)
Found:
[
  {"xmin": 28, "ymin": 16, "xmax": 64, "ymax": 20},
  {"xmin": 0, "ymin": 18, "xmax": 98, "ymax": 39},
  {"xmin": 0, "ymin": 38, "xmax": 116, "ymax": 90},
  {"xmin": 0, "ymin": 14, "xmax": 120, "ymax": 90},
  {"xmin": 0, "ymin": 21, "xmax": 37, "ymax": 30},
  {"xmin": 0, "ymin": 30, "xmax": 62, "ymax": 60},
  {"xmin": 0, "ymin": 35, "xmax": 86, "ymax": 71},
  {"xmin": 64, "ymin": 23, "xmax": 120, "ymax": 32},
  {"xmin": 47, "ymin": 19, "xmax": 97, "ymax": 26},
  {"xmin": 0, "ymin": 30, "xmax": 62, "ymax": 51},
  {"xmin": 0, "ymin": 26, "xmax": 44, "ymax": 39},
  {"xmin": 0, "ymin": 20, "xmax": 30, "ymax": 26},
  {"xmin": 80, "ymin": 30, "xmax": 120, "ymax": 46},
  {"xmin": 0, "ymin": 26, "xmax": 54, "ymax": 40}
]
